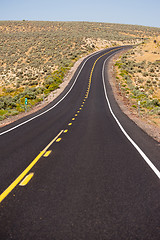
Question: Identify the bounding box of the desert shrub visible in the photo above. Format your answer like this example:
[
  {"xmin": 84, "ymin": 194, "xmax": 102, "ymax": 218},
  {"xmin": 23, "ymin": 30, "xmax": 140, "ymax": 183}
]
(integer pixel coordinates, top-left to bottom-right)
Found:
[
  {"xmin": 1, "ymin": 21, "xmax": 160, "ymax": 119},
  {"xmin": 138, "ymin": 79, "xmax": 144, "ymax": 83},
  {"xmin": 0, "ymin": 96, "xmax": 17, "ymax": 109},
  {"xmin": 143, "ymin": 72, "xmax": 149, "ymax": 77},
  {"xmin": 35, "ymin": 87, "xmax": 44, "ymax": 95},
  {"xmin": 152, "ymin": 99, "xmax": 160, "ymax": 107},
  {"xmin": 0, "ymin": 98, "xmax": 5, "ymax": 109},
  {"xmin": 43, "ymin": 77, "xmax": 54, "ymax": 88},
  {"xmin": 24, "ymin": 88, "xmax": 37, "ymax": 99},
  {"xmin": 149, "ymin": 68, "xmax": 155, "ymax": 73}
]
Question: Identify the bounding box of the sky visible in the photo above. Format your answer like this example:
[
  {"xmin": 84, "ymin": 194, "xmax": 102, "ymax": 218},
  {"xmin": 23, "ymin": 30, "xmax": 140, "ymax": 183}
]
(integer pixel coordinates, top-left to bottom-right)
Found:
[{"xmin": 0, "ymin": 0, "xmax": 160, "ymax": 28}]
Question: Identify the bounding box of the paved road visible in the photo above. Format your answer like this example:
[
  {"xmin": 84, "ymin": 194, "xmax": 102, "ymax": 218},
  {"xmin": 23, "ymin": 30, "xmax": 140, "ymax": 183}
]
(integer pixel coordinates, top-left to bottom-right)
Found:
[{"xmin": 0, "ymin": 47, "xmax": 160, "ymax": 239}]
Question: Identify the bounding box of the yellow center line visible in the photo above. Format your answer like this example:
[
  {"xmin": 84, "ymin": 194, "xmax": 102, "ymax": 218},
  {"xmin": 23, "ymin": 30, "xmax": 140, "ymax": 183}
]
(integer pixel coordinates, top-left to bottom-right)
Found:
[
  {"xmin": 43, "ymin": 130, "xmax": 63, "ymax": 152},
  {"xmin": 86, "ymin": 48, "xmax": 123, "ymax": 100},
  {"xmin": 64, "ymin": 129, "xmax": 68, "ymax": 133},
  {"xmin": 56, "ymin": 138, "xmax": 62, "ymax": 142},
  {"xmin": 0, "ymin": 151, "xmax": 44, "ymax": 203},
  {"xmin": 0, "ymin": 48, "xmax": 123, "ymax": 203},
  {"xmin": 19, "ymin": 173, "xmax": 34, "ymax": 186},
  {"xmin": 43, "ymin": 150, "xmax": 52, "ymax": 157},
  {"xmin": 0, "ymin": 130, "xmax": 63, "ymax": 203}
]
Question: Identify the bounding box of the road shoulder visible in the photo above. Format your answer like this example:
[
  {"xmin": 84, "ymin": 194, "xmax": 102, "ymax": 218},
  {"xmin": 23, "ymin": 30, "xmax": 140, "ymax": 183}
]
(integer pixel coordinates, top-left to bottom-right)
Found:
[{"xmin": 107, "ymin": 51, "xmax": 160, "ymax": 143}]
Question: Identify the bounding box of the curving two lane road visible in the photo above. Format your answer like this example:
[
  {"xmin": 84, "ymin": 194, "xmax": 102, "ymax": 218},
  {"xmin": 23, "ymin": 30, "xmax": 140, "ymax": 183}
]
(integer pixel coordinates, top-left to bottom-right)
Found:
[{"xmin": 0, "ymin": 47, "xmax": 160, "ymax": 239}]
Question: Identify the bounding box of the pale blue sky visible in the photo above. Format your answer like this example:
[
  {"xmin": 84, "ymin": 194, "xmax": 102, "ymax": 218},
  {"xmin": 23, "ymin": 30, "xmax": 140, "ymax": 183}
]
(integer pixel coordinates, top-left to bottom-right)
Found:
[{"xmin": 0, "ymin": 0, "xmax": 160, "ymax": 28}]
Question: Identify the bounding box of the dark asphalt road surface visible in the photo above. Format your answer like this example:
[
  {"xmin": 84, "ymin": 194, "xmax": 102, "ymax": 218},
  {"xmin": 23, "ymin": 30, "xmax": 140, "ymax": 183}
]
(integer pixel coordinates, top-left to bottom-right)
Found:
[{"xmin": 0, "ymin": 47, "xmax": 160, "ymax": 240}]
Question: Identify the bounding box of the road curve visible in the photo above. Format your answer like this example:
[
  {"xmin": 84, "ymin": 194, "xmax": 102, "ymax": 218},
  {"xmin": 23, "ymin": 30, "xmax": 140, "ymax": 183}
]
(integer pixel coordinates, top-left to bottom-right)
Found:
[{"xmin": 0, "ymin": 47, "xmax": 160, "ymax": 240}]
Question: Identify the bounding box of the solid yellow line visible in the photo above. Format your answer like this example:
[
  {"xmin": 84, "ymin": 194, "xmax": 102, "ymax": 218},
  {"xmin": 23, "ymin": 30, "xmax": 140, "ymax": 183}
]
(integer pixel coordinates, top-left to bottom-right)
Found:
[
  {"xmin": 0, "ymin": 48, "xmax": 123, "ymax": 203},
  {"xmin": 19, "ymin": 173, "xmax": 34, "ymax": 186},
  {"xmin": 43, "ymin": 150, "xmax": 52, "ymax": 157},
  {"xmin": 87, "ymin": 47, "xmax": 122, "ymax": 98},
  {"xmin": 43, "ymin": 130, "xmax": 63, "ymax": 152},
  {"xmin": 0, "ymin": 130, "xmax": 63, "ymax": 203},
  {"xmin": 0, "ymin": 150, "xmax": 44, "ymax": 203}
]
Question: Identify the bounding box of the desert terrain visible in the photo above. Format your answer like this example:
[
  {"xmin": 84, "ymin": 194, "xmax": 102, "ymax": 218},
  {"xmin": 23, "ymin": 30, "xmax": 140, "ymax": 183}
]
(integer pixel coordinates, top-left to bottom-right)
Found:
[{"xmin": 0, "ymin": 21, "xmax": 160, "ymax": 142}]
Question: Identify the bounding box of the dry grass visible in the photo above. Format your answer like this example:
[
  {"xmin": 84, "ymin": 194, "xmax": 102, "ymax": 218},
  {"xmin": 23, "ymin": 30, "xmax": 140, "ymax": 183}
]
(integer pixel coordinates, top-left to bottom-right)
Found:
[
  {"xmin": 134, "ymin": 37, "xmax": 160, "ymax": 62},
  {"xmin": 115, "ymin": 37, "xmax": 160, "ymax": 127},
  {"xmin": 0, "ymin": 21, "xmax": 160, "ymax": 121}
]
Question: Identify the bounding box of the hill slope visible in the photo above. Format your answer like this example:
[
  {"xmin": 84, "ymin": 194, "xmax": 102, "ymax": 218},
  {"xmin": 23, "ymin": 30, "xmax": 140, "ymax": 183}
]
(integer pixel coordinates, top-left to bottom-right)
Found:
[{"xmin": 0, "ymin": 21, "xmax": 160, "ymax": 121}]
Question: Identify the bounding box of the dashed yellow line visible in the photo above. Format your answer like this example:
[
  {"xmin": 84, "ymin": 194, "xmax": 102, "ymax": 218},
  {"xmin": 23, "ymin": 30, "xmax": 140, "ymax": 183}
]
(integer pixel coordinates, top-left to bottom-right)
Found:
[
  {"xmin": 0, "ymin": 48, "xmax": 123, "ymax": 203},
  {"xmin": 64, "ymin": 129, "xmax": 68, "ymax": 133},
  {"xmin": 43, "ymin": 150, "xmax": 52, "ymax": 157},
  {"xmin": 0, "ymin": 130, "xmax": 63, "ymax": 203},
  {"xmin": 56, "ymin": 138, "xmax": 62, "ymax": 142},
  {"xmin": 72, "ymin": 118, "xmax": 75, "ymax": 121},
  {"xmin": 0, "ymin": 151, "xmax": 44, "ymax": 203},
  {"xmin": 19, "ymin": 173, "xmax": 34, "ymax": 186},
  {"xmin": 43, "ymin": 130, "xmax": 64, "ymax": 152}
]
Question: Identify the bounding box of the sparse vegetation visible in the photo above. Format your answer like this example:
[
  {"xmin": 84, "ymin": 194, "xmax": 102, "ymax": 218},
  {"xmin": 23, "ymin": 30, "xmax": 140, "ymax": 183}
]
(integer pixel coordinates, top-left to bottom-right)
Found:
[
  {"xmin": 0, "ymin": 21, "xmax": 160, "ymax": 120},
  {"xmin": 115, "ymin": 36, "xmax": 160, "ymax": 126}
]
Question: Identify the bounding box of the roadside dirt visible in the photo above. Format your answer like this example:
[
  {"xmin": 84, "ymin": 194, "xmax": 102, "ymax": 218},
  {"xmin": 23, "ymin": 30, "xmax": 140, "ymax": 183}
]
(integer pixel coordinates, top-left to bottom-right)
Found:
[{"xmin": 107, "ymin": 50, "xmax": 160, "ymax": 143}]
